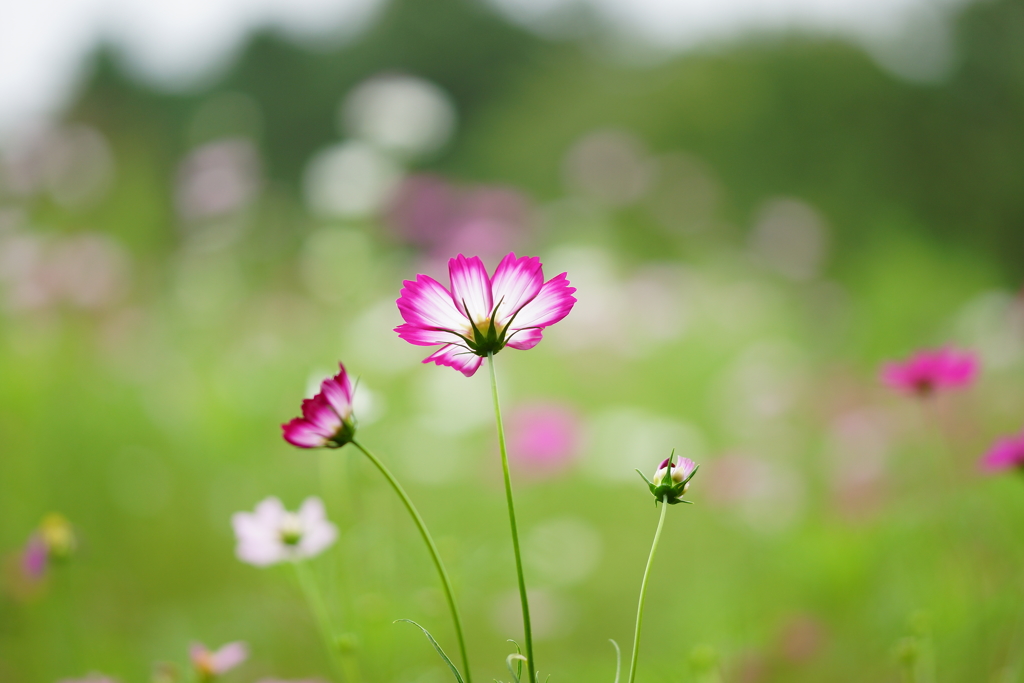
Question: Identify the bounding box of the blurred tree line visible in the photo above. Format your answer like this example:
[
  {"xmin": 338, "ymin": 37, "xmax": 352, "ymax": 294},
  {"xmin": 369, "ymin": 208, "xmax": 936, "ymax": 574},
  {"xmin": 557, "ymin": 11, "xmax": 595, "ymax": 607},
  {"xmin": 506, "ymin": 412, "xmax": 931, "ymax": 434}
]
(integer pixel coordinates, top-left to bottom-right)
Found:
[{"xmin": 69, "ymin": 0, "xmax": 1024, "ymax": 277}]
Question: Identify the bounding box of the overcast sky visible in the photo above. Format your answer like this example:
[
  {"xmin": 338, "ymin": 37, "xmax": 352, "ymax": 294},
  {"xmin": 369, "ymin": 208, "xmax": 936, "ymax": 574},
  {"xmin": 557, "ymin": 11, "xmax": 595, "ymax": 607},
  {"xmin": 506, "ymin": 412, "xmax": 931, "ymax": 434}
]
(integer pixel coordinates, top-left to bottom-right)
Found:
[{"xmin": 0, "ymin": 0, "xmax": 970, "ymax": 138}]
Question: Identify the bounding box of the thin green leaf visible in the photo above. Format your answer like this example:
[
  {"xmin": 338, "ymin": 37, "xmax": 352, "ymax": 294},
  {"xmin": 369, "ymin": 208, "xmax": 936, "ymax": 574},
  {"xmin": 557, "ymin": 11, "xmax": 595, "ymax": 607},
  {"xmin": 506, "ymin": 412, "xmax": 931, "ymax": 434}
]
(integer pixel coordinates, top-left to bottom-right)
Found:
[
  {"xmin": 395, "ymin": 619, "xmax": 466, "ymax": 683},
  {"xmin": 506, "ymin": 654, "xmax": 528, "ymax": 683},
  {"xmin": 609, "ymin": 639, "xmax": 621, "ymax": 683}
]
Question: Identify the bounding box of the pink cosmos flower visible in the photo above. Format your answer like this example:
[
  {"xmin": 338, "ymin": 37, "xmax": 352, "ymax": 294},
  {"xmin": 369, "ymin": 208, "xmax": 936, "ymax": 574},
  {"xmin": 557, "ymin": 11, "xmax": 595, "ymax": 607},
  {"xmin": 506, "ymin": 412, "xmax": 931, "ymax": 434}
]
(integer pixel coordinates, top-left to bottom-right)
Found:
[
  {"xmin": 282, "ymin": 363, "xmax": 356, "ymax": 448},
  {"xmin": 190, "ymin": 641, "xmax": 249, "ymax": 679},
  {"xmin": 979, "ymin": 429, "xmax": 1024, "ymax": 473},
  {"xmin": 880, "ymin": 347, "xmax": 978, "ymax": 396},
  {"xmin": 395, "ymin": 252, "xmax": 577, "ymax": 376},
  {"xmin": 232, "ymin": 497, "xmax": 338, "ymax": 566}
]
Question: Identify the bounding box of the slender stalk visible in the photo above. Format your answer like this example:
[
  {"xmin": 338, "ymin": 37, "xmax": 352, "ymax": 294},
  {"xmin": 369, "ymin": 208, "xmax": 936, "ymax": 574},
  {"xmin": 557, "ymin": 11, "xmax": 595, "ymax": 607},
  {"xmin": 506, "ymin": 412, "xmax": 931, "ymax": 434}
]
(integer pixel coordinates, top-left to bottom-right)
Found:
[
  {"xmin": 486, "ymin": 352, "xmax": 537, "ymax": 683},
  {"xmin": 351, "ymin": 440, "xmax": 472, "ymax": 683},
  {"xmin": 293, "ymin": 560, "xmax": 360, "ymax": 683},
  {"xmin": 627, "ymin": 496, "xmax": 670, "ymax": 683}
]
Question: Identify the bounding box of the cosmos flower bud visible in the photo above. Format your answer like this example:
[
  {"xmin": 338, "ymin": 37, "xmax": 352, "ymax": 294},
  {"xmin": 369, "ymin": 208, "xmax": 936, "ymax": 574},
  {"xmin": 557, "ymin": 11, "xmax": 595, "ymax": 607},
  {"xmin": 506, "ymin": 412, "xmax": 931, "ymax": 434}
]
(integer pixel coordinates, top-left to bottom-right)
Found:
[{"xmin": 638, "ymin": 452, "xmax": 698, "ymax": 505}]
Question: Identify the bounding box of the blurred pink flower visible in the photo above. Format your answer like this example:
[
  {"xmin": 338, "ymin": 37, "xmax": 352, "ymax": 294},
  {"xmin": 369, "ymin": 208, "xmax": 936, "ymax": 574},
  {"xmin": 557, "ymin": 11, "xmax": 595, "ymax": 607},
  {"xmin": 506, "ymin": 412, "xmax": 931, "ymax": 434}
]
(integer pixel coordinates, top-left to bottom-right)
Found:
[
  {"xmin": 506, "ymin": 403, "xmax": 582, "ymax": 475},
  {"xmin": 232, "ymin": 497, "xmax": 337, "ymax": 566},
  {"xmin": 880, "ymin": 347, "xmax": 978, "ymax": 396},
  {"xmin": 979, "ymin": 429, "xmax": 1024, "ymax": 473},
  {"xmin": 395, "ymin": 252, "xmax": 576, "ymax": 376},
  {"xmin": 282, "ymin": 363, "xmax": 356, "ymax": 449},
  {"xmin": 57, "ymin": 675, "xmax": 117, "ymax": 683},
  {"xmin": 190, "ymin": 641, "xmax": 248, "ymax": 679},
  {"xmin": 384, "ymin": 174, "xmax": 533, "ymax": 260},
  {"xmin": 21, "ymin": 534, "xmax": 48, "ymax": 579},
  {"xmin": 176, "ymin": 138, "xmax": 261, "ymax": 221}
]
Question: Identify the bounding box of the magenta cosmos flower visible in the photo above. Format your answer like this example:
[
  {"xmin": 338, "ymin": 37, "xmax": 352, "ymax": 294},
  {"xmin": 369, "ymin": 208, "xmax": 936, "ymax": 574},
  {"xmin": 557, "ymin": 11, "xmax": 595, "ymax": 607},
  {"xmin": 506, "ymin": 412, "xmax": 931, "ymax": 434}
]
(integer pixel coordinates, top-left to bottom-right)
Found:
[
  {"xmin": 880, "ymin": 347, "xmax": 978, "ymax": 396},
  {"xmin": 282, "ymin": 363, "xmax": 356, "ymax": 448},
  {"xmin": 190, "ymin": 641, "xmax": 248, "ymax": 680},
  {"xmin": 395, "ymin": 252, "xmax": 577, "ymax": 376},
  {"xmin": 979, "ymin": 429, "xmax": 1024, "ymax": 473},
  {"xmin": 232, "ymin": 497, "xmax": 338, "ymax": 566}
]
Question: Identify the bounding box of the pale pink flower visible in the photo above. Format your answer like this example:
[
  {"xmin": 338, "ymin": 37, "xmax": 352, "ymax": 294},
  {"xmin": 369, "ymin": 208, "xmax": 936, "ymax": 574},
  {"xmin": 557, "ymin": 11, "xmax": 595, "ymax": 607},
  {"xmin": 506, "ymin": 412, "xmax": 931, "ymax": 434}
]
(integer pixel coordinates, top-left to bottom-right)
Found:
[
  {"xmin": 57, "ymin": 675, "xmax": 117, "ymax": 683},
  {"xmin": 395, "ymin": 252, "xmax": 576, "ymax": 376},
  {"xmin": 21, "ymin": 534, "xmax": 48, "ymax": 579},
  {"xmin": 232, "ymin": 497, "xmax": 337, "ymax": 566},
  {"xmin": 979, "ymin": 429, "xmax": 1024, "ymax": 473},
  {"xmin": 880, "ymin": 347, "xmax": 978, "ymax": 396},
  {"xmin": 507, "ymin": 403, "xmax": 582, "ymax": 476},
  {"xmin": 190, "ymin": 641, "xmax": 248, "ymax": 678},
  {"xmin": 281, "ymin": 363, "xmax": 355, "ymax": 449}
]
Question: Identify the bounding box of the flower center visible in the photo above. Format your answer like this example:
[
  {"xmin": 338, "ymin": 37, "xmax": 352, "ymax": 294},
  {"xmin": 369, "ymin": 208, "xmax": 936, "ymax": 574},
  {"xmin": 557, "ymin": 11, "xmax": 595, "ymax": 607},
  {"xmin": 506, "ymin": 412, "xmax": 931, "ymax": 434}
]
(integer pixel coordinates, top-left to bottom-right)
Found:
[{"xmin": 278, "ymin": 514, "xmax": 303, "ymax": 546}]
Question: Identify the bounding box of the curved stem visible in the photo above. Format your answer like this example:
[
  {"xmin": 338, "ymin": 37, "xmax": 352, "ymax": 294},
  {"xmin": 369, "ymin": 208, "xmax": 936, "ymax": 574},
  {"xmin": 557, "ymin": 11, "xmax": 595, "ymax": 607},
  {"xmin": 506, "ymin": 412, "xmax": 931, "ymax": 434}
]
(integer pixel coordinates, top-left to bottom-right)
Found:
[
  {"xmin": 487, "ymin": 352, "xmax": 537, "ymax": 683},
  {"xmin": 293, "ymin": 560, "xmax": 360, "ymax": 683},
  {"xmin": 352, "ymin": 440, "xmax": 473, "ymax": 683},
  {"xmin": 627, "ymin": 496, "xmax": 669, "ymax": 683}
]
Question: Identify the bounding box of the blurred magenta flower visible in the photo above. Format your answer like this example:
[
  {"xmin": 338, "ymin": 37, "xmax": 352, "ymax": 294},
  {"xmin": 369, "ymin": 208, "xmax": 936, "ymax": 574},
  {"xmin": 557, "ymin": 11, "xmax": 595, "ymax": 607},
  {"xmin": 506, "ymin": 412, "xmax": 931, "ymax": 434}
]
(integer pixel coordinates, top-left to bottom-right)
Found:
[
  {"xmin": 639, "ymin": 453, "xmax": 698, "ymax": 504},
  {"xmin": 395, "ymin": 252, "xmax": 576, "ymax": 376},
  {"xmin": 384, "ymin": 174, "xmax": 533, "ymax": 260},
  {"xmin": 21, "ymin": 534, "xmax": 48, "ymax": 579},
  {"xmin": 190, "ymin": 641, "xmax": 248, "ymax": 679},
  {"xmin": 880, "ymin": 347, "xmax": 978, "ymax": 396},
  {"xmin": 979, "ymin": 430, "xmax": 1024, "ymax": 473},
  {"xmin": 506, "ymin": 403, "xmax": 582, "ymax": 476},
  {"xmin": 282, "ymin": 364, "xmax": 356, "ymax": 448},
  {"xmin": 232, "ymin": 497, "xmax": 337, "ymax": 566}
]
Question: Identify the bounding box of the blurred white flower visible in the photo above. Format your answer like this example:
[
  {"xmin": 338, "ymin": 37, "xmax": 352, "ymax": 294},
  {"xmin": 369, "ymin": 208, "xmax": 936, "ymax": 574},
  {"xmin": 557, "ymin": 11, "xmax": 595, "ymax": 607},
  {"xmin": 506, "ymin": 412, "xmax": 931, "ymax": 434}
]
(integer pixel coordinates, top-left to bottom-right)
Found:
[
  {"xmin": 232, "ymin": 497, "xmax": 337, "ymax": 566},
  {"xmin": 342, "ymin": 74, "xmax": 456, "ymax": 159},
  {"xmin": 303, "ymin": 140, "xmax": 402, "ymax": 218},
  {"xmin": 749, "ymin": 198, "xmax": 828, "ymax": 281},
  {"xmin": 0, "ymin": 124, "xmax": 115, "ymax": 208},
  {"xmin": 562, "ymin": 129, "xmax": 653, "ymax": 206},
  {"xmin": 175, "ymin": 137, "xmax": 261, "ymax": 221}
]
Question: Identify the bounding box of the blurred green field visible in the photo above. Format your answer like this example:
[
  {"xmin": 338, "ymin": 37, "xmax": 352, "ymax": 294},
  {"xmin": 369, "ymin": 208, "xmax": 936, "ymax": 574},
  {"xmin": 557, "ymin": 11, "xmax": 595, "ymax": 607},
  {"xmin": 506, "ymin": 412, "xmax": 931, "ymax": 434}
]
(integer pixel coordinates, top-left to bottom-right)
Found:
[{"xmin": 2, "ymin": 0, "xmax": 1024, "ymax": 681}]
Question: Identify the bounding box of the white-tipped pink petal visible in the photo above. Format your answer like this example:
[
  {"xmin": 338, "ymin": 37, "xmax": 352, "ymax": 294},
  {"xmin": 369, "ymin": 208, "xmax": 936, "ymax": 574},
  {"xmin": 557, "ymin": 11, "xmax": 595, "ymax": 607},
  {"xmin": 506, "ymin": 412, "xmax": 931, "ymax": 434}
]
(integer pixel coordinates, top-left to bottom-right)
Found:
[
  {"xmin": 448, "ymin": 254, "xmax": 493, "ymax": 323},
  {"xmin": 508, "ymin": 272, "xmax": 576, "ymax": 331},
  {"xmin": 505, "ymin": 327, "xmax": 544, "ymax": 350},
  {"xmin": 397, "ymin": 274, "xmax": 470, "ymax": 332},
  {"xmin": 490, "ymin": 253, "xmax": 544, "ymax": 325},
  {"xmin": 301, "ymin": 395, "xmax": 343, "ymax": 435},
  {"xmin": 282, "ymin": 419, "xmax": 330, "ymax": 448},
  {"xmin": 394, "ymin": 323, "xmax": 465, "ymax": 346},
  {"xmin": 211, "ymin": 642, "xmax": 249, "ymax": 673},
  {"xmin": 424, "ymin": 344, "xmax": 484, "ymax": 377},
  {"xmin": 320, "ymin": 367, "xmax": 353, "ymax": 420}
]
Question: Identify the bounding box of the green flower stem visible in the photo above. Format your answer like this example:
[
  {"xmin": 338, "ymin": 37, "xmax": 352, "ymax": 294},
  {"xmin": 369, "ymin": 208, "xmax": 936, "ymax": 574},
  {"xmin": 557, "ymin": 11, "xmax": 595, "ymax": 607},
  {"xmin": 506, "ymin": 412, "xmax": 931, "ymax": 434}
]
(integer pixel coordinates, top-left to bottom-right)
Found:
[
  {"xmin": 352, "ymin": 440, "xmax": 473, "ymax": 683},
  {"xmin": 486, "ymin": 352, "xmax": 537, "ymax": 683},
  {"xmin": 293, "ymin": 559, "xmax": 360, "ymax": 683},
  {"xmin": 627, "ymin": 496, "xmax": 670, "ymax": 683}
]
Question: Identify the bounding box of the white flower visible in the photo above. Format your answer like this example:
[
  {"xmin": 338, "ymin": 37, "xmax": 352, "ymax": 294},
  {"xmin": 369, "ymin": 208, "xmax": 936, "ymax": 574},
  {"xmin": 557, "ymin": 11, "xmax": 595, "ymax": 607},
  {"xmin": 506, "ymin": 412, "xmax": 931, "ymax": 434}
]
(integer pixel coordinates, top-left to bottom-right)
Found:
[{"xmin": 232, "ymin": 497, "xmax": 337, "ymax": 566}]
